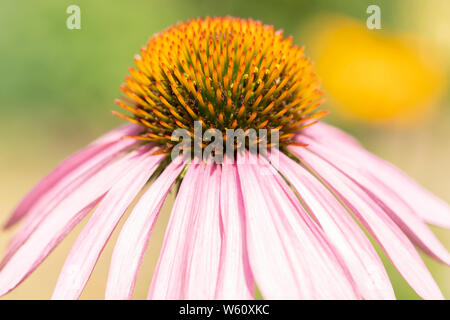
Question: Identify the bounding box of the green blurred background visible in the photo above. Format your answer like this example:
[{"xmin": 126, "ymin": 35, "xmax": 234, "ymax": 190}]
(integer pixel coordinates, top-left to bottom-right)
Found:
[{"xmin": 0, "ymin": 0, "xmax": 449, "ymax": 299}]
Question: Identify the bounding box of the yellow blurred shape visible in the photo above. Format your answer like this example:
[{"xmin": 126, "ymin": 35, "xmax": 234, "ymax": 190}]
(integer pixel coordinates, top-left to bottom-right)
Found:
[{"xmin": 307, "ymin": 16, "xmax": 446, "ymax": 125}]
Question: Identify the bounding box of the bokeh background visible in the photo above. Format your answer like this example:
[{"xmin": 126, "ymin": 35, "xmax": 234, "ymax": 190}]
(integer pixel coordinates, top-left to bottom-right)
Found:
[{"xmin": 1, "ymin": 0, "xmax": 449, "ymax": 299}]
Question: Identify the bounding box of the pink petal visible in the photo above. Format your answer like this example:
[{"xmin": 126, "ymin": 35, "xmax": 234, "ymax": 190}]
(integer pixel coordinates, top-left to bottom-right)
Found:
[
  {"xmin": 90, "ymin": 124, "xmax": 142, "ymax": 146},
  {"xmin": 215, "ymin": 163, "xmax": 254, "ymax": 299},
  {"xmin": 105, "ymin": 159, "xmax": 184, "ymax": 300},
  {"xmin": 258, "ymin": 155, "xmax": 359, "ymax": 299},
  {"xmin": 148, "ymin": 164, "xmax": 203, "ymax": 299},
  {"xmin": 302, "ymin": 121, "xmax": 361, "ymax": 147},
  {"xmin": 237, "ymin": 153, "xmax": 358, "ymax": 299},
  {"xmin": 183, "ymin": 165, "xmax": 222, "ymax": 299},
  {"xmin": 269, "ymin": 149, "xmax": 394, "ymax": 299},
  {"xmin": 0, "ymin": 137, "xmax": 139, "ymax": 268},
  {"xmin": 5, "ymin": 124, "xmax": 141, "ymax": 228},
  {"xmin": 0, "ymin": 149, "xmax": 144, "ymax": 297},
  {"xmin": 236, "ymin": 159, "xmax": 301, "ymax": 299},
  {"xmin": 52, "ymin": 152, "xmax": 163, "ymax": 299},
  {"xmin": 292, "ymin": 146, "xmax": 444, "ymax": 299},
  {"xmin": 301, "ymin": 123, "xmax": 450, "ymax": 229},
  {"xmin": 302, "ymin": 137, "xmax": 450, "ymax": 265},
  {"xmin": 24, "ymin": 135, "xmax": 138, "ymax": 225}
]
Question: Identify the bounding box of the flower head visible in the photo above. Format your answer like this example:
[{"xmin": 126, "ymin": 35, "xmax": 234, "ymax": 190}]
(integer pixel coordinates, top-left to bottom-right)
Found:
[
  {"xmin": 114, "ymin": 17, "xmax": 326, "ymax": 153},
  {"xmin": 1, "ymin": 17, "xmax": 449, "ymax": 300}
]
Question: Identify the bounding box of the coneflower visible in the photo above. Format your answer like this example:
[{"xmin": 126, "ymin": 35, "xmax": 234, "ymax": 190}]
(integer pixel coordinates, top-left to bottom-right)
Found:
[{"xmin": 1, "ymin": 17, "xmax": 449, "ymax": 300}]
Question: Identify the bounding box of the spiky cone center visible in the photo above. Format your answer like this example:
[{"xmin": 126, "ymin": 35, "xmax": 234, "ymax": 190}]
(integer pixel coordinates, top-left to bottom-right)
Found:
[{"xmin": 114, "ymin": 16, "xmax": 326, "ymax": 154}]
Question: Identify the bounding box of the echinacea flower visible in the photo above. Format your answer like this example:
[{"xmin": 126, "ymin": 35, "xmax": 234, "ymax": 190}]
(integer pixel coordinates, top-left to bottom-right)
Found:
[{"xmin": 1, "ymin": 17, "xmax": 449, "ymax": 300}]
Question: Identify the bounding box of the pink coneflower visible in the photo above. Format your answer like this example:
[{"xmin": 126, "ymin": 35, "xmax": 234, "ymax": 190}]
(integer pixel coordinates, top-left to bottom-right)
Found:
[{"xmin": 1, "ymin": 17, "xmax": 449, "ymax": 300}]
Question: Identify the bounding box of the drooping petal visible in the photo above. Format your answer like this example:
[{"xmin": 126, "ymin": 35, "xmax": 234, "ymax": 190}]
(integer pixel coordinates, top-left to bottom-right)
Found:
[
  {"xmin": 5, "ymin": 124, "xmax": 141, "ymax": 228},
  {"xmin": 0, "ymin": 137, "xmax": 139, "ymax": 268},
  {"xmin": 292, "ymin": 146, "xmax": 444, "ymax": 299},
  {"xmin": 21, "ymin": 136, "xmax": 138, "ymax": 225},
  {"xmin": 0, "ymin": 148, "xmax": 144, "ymax": 297},
  {"xmin": 52, "ymin": 152, "xmax": 163, "ymax": 300},
  {"xmin": 148, "ymin": 164, "xmax": 204, "ymax": 299},
  {"xmin": 183, "ymin": 164, "xmax": 222, "ymax": 299},
  {"xmin": 258, "ymin": 154, "xmax": 359, "ymax": 299},
  {"xmin": 301, "ymin": 137, "xmax": 450, "ymax": 265},
  {"xmin": 301, "ymin": 121, "xmax": 361, "ymax": 147},
  {"xmin": 237, "ymin": 158, "xmax": 302, "ymax": 299},
  {"xmin": 269, "ymin": 149, "xmax": 394, "ymax": 299},
  {"xmin": 215, "ymin": 163, "xmax": 254, "ymax": 299},
  {"xmin": 237, "ymin": 153, "xmax": 358, "ymax": 299},
  {"xmin": 105, "ymin": 159, "xmax": 184, "ymax": 300},
  {"xmin": 90, "ymin": 124, "xmax": 142, "ymax": 146},
  {"xmin": 301, "ymin": 122, "xmax": 450, "ymax": 229}
]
